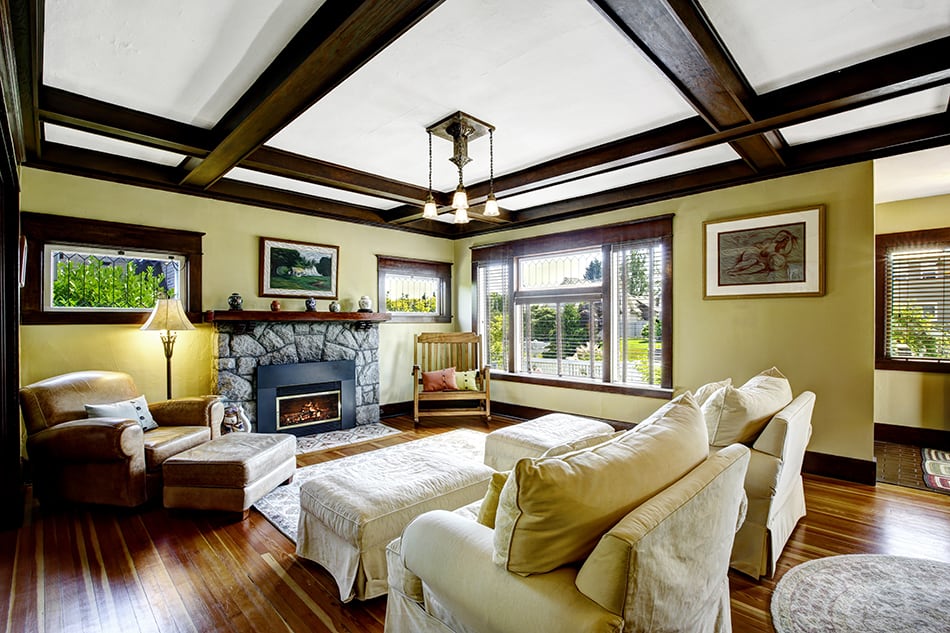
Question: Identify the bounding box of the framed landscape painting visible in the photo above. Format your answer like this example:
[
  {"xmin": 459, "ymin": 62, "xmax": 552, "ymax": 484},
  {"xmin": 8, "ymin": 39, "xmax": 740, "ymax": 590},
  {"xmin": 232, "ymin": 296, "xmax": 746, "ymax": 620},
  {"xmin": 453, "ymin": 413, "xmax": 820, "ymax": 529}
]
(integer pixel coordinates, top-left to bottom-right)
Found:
[
  {"xmin": 703, "ymin": 206, "xmax": 825, "ymax": 299},
  {"xmin": 260, "ymin": 237, "xmax": 339, "ymax": 299}
]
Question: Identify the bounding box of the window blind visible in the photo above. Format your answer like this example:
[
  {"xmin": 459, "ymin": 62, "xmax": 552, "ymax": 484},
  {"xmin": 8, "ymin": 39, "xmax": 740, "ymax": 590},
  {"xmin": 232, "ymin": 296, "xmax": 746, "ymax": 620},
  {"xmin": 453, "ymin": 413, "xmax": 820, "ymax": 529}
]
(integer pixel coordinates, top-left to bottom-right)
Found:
[{"xmin": 885, "ymin": 246, "xmax": 950, "ymax": 362}]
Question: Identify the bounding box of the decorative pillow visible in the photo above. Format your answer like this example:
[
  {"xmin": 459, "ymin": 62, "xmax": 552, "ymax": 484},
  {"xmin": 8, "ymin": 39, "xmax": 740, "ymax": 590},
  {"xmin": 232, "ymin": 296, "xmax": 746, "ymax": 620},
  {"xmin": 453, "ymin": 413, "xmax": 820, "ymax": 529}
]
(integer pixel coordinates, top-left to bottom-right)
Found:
[
  {"xmin": 422, "ymin": 367, "xmax": 457, "ymax": 392},
  {"xmin": 691, "ymin": 377, "xmax": 732, "ymax": 406},
  {"xmin": 539, "ymin": 430, "xmax": 625, "ymax": 458},
  {"xmin": 456, "ymin": 369, "xmax": 480, "ymax": 391},
  {"xmin": 492, "ymin": 392, "xmax": 709, "ymax": 575},
  {"xmin": 85, "ymin": 395, "xmax": 158, "ymax": 431},
  {"xmin": 701, "ymin": 367, "xmax": 793, "ymax": 446},
  {"xmin": 476, "ymin": 471, "xmax": 509, "ymax": 529}
]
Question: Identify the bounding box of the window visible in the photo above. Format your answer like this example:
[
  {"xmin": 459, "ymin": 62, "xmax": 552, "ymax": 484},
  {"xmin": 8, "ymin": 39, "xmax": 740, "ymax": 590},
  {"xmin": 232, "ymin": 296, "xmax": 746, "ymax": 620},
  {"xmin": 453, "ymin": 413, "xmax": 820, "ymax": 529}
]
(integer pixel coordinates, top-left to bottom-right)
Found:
[
  {"xmin": 377, "ymin": 255, "xmax": 452, "ymax": 323},
  {"xmin": 21, "ymin": 212, "xmax": 204, "ymax": 324},
  {"xmin": 876, "ymin": 227, "xmax": 950, "ymax": 372},
  {"xmin": 473, "ymin": 216, "xmax": 672, "ymax": 396}
]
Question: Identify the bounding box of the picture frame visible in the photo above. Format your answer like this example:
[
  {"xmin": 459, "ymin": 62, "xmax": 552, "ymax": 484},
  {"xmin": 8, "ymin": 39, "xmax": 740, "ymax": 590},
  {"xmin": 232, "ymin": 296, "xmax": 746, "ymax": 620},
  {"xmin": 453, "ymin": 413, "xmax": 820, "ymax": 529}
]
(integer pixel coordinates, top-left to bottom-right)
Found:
[
  {"xmin": 260, "ymin": 237, "xmax": 339, "ymax": 299},
  {"xmin": 703, "ymin": 205, "xmax": 825, "ymax": 299}
]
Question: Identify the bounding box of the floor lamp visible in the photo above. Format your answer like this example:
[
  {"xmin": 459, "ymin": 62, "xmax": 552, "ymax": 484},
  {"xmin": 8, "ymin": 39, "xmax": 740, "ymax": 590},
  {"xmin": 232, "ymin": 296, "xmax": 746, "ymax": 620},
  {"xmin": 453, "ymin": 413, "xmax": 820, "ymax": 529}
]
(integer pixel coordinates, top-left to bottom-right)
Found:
[{"xmin": 141, "ymin": 298, "xmax": 195, "ymax": 399}]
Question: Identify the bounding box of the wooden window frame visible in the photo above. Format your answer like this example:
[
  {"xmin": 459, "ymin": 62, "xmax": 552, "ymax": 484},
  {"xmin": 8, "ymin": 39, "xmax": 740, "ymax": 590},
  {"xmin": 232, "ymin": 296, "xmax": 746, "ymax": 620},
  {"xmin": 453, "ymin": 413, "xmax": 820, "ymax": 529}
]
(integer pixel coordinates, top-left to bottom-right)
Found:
[
  {"xmin": 20, "ymin": 212, "xmax": 204, "ymax": 325},
  {"xmin": 376, "ymin": 255, "xmax": 452, "ymax": 323},
  {"xmin": 472, "ymin": 215, "xmax": 673, "ymax": 398},
  {"xmin": 875, "ymin": 227, "xmax": 950, "ymax": 373}
]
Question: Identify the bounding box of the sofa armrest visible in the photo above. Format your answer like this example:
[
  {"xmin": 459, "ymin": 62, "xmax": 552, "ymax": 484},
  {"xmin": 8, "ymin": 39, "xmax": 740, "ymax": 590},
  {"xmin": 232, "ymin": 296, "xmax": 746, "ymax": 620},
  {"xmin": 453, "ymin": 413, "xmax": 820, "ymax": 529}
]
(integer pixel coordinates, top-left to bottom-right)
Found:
[
  {"xmin": 27, "ymin": 418, "xmax": 143, "ymax": 461},
  {"xmin": 150, "ymin": 396, "xmax": 224, "ymax": 438},
  {"xmin": 752, "ymin": 391, "xmax": 815, "ymax": 459},
  {"xmin": 401, "ymin": 510, "xmax": 622, "ymax": 633}
]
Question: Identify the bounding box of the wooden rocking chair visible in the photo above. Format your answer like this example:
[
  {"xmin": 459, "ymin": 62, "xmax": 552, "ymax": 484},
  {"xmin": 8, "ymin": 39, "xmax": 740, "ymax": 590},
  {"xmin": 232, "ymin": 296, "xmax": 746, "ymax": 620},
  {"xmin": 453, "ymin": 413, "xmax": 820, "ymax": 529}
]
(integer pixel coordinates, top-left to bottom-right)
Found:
[{"xmin": 412, "ymin": 332, "xmax": 491, "ymax": 427}]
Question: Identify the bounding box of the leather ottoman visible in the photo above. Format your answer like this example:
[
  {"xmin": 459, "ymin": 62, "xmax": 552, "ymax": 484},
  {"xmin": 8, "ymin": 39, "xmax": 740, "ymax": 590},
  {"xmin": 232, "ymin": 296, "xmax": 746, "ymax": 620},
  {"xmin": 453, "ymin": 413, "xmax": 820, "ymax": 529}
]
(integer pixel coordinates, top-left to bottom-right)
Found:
[{"xmin": 163, "ymin": 432, "xmax": 296, "ymax": 519}]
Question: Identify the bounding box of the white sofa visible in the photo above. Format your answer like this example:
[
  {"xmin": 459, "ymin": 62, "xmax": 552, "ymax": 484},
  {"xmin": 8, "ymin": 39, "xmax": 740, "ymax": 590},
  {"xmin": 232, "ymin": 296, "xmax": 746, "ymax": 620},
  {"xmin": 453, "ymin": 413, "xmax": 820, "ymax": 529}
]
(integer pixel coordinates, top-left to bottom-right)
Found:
[{"xmin": 385, "ymin": 393, "xmax": 750, "ymax": 633}]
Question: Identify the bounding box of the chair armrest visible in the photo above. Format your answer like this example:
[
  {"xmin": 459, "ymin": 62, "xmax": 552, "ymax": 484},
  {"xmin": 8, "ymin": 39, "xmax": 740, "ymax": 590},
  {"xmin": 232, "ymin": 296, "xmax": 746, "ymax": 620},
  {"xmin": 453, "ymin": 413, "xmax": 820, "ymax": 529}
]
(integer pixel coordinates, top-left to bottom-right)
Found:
[
  {"xmin": 752, "ymin": 392, "xmax": 815, "ymax": 459},
  {"xmin": 27, "ymin": 418, "xmax": 143, "ymax": 461},
  {"xmin": 150, "ymin": 396, "xmax": 224, "ymax": 437},
  {"xmin": 401, "ymin": 510, "xmax": 620, "ymax": 633}
]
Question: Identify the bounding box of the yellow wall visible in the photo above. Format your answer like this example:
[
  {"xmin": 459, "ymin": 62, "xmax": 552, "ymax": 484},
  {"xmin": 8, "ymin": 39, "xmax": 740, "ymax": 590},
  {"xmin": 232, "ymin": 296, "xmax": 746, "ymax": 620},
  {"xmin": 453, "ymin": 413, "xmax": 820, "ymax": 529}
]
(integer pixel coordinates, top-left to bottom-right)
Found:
[
  {"xmin": 457, "ymin": 163, "xmax": 876, "ymax": 461},
  {"xmin": 21, "ymin": 162, "xmax": 877, "ymax": 462},
  {"xmin": 874, "ymin": 193, "xmax": 950, "ymax": 432},
  {"xmin": 19, "ymin": 168, "xmax": 455, "ymax": 406}
]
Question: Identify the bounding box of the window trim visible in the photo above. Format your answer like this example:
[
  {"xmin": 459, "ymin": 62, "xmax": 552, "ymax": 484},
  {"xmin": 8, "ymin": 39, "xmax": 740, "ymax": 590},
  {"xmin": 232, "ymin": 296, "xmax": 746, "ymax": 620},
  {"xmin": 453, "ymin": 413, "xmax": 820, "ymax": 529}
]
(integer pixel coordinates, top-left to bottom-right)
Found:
[
  {"xmin": 875, "ymin": 227, "xmax": 950, "ymax": 374},
  {"xmin": 472, "ymin": 215, "xmax": 673, "ymax": 397},
  {"xmin": 376, "ymin": 255, "xmax": 452, "ymax": 323},
  {"xmin": 21, "ymin": 212, "xmax": 204, "ymax": 325}
]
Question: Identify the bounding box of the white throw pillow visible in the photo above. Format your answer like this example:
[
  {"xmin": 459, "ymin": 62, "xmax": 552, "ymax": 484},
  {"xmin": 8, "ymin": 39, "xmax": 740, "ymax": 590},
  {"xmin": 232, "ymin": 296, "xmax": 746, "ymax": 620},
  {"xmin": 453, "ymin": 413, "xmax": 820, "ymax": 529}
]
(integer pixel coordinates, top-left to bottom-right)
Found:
[
  {"xmin": 85, "ymin": 395, "xmax": 158, "ymax": 431},
  {"xmin": 539, "ymin": 430, "xmax": 624, "ymax": 458},
  {"xmin": 701, "ymin": 367, "xmax": 792, "ymax": 446},
  {"xmin": 691, "ymin": 377, "xmax": 732, "ymax": 406}
]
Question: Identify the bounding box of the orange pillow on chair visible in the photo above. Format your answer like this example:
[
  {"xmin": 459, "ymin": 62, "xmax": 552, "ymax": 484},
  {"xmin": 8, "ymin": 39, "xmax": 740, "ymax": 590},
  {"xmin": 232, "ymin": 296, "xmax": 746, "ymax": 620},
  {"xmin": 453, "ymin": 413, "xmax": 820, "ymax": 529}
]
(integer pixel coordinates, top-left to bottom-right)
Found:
[{"xmin": 422, "ymin": 367, "xmax": 458, "ymax": 391}]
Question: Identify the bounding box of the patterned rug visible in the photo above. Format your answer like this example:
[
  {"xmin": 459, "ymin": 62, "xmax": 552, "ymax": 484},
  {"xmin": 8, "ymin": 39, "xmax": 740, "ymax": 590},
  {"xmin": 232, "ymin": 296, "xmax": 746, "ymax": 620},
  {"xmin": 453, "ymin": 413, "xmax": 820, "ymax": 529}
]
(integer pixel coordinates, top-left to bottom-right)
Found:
[
  {"xmin": 254, "ymin": 428, "xmax": 487, "ymax": 541},
  {"xmin": 294, "ymin": 422, "xmax": 401, "ymax": 455},
  {"xmin": 921, "ymin": 448, "xmax": 950, "ymax": 494},
  {"xmin": 771, "ymin": 554, "xmax": 950, "ymax": 633}
]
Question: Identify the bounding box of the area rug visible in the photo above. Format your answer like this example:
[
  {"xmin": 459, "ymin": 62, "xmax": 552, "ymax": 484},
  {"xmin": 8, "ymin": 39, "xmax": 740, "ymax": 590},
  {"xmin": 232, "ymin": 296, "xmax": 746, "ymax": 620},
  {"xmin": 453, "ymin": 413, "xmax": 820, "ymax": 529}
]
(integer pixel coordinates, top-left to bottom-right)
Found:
[
  {"xmin": 254, "ymin": 428, "xmax": 487, "ymax": 542},
  {"xmin": 771, "ymin": 554, "xmax": 950, "ymax": 633},
  {"xmin": 294, "ymin": 422, "xmax": 401, "ymax": 455},
  {"xmin": 921, "ymin": 448, "xmax": 950, "ymax": 494}
]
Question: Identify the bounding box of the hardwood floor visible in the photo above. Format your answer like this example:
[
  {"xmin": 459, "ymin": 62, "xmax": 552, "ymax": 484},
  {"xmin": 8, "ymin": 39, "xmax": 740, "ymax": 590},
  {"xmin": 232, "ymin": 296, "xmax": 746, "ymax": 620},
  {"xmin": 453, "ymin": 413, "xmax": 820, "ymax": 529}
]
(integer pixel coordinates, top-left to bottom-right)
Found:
[{"xmin": 2, "ymin": 414, "xmax": 949, "ymax": 633}]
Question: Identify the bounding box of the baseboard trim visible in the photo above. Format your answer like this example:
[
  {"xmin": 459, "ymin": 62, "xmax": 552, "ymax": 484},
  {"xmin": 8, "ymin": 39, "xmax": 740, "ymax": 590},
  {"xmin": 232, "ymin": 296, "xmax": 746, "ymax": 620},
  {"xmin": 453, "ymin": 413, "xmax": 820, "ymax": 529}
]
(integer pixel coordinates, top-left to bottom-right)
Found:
[
  {"xmin": 803, "ymin": 451, "xmax": 877, "ymax": 486},
  {"xmin": 380, "ymin": 401, "xmax": 412, "ymax": 418},
  {"xmin": 874, "ymin": 423, "xmax": 950, "ymax": 450}
]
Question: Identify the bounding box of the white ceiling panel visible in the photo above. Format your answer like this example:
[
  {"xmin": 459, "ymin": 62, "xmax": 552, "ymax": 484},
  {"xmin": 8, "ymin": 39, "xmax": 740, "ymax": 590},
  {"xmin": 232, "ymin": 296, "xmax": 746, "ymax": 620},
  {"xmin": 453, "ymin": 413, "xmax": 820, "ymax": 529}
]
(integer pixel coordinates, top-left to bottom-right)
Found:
[
  {"xmin": 781, "ymin": 86, "xmax": 950, "ymax": 146},
  {"xmin": 500, "ymin": 144, "xmax": 741, "ymax": 210},
  {"xmin": 43, "ymin": 0, "xmax": 321, "ymax": 128},
  {"xmin": 224, "ymin": 168, "xmax": 400, "ymax": 210},
  {"xmin": 699, "ymin": 0, "xmax": 950, "ymax": 94},
  {"xmin": 874, "ymin": 145, "xmax": 950, "ymax": 203},
  {"xmin": 268, "ymin": 0, "xmax": 696, "ymax": 191},
  {"xmin": 44, "ymin": 123, "xmax": 185, "ymax": 166}
]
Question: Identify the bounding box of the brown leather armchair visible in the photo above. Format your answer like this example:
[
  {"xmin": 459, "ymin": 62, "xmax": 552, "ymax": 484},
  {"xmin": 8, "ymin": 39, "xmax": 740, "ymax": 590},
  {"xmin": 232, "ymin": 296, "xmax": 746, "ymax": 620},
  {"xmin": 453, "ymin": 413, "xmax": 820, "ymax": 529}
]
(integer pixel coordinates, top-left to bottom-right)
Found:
[{"xmin": 19, "ymin": 371, "xmax": 224, "ymax": 507}]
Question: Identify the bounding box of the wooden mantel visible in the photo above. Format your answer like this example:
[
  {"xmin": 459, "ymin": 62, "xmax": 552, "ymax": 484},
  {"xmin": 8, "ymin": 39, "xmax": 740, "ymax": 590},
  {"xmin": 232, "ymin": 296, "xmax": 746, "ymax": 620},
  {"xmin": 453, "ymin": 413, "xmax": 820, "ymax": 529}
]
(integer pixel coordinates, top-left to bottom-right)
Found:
[{"xmin": 204, "ymin": 310, "xmax": 391, "ymax": 323}]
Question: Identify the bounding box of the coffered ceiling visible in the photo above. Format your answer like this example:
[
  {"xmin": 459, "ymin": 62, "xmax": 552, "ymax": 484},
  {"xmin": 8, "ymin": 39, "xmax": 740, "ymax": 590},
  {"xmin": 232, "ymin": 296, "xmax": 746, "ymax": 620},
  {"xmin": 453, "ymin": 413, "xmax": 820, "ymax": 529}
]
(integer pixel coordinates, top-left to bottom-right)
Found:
[{"xmin": 10, "ymin": 0, "xmax": 950, "ymax": 237}]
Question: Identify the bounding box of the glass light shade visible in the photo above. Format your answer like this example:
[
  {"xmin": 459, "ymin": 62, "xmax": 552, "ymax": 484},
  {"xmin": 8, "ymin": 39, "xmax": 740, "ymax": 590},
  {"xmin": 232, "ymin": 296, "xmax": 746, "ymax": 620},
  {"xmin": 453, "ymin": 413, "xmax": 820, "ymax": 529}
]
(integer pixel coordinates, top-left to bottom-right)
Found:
[
  {"xmin": 452, "ymin": 185, "xmax": 469, "ymax": 210},
  {"xmin": 422, "ymin": 194, "xmax": 438, "ymax": 219},
  {"xmin": 483, "ymin": 193, "xmax": 500, "ymax": 217},
  {"xmin": 454, "ymin": 206, "xmax": 470, "ymax": 224},
  {"xmin": 141, "ymin": 298, "xmax": 195, "ymax": 332}
]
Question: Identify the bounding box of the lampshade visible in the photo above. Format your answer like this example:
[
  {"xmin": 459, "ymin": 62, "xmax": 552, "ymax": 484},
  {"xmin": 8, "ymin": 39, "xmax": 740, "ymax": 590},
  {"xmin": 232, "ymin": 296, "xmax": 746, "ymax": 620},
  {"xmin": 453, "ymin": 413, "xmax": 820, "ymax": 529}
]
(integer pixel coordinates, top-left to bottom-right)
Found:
[
  {"xmin": 454, "ymin": 206, "xmax": 470, "ymax": 224},
  {"xmin": 422, "ymin": 194, "xmax": 438, "ymax": 219},
  {"xmin": 452, "ymin": 185, "xmax": 469, "ymax": 210},
  {"xmin": 484, "ymin": 193, "xmax": 500, "ymax": 217},
  {"xmin": 141, "ymin": 298, "xmax": 195, "ymax": 332}
]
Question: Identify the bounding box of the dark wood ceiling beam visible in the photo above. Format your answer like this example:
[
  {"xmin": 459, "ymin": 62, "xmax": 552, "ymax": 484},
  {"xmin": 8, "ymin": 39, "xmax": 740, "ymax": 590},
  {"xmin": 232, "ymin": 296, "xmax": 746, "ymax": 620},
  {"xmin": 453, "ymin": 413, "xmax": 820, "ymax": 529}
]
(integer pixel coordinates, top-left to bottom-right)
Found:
[
  {"xmin": 242, "ymin": 146, "xmax": 443, "ymax": 207},
  {"xmin": 180, "ymin": 0, "xmax": 445, "ymax": 189},
  {"xmin": 588, "ymin": 0, "xmax": 784, "ymax": 172},
  {"xmin": 39, "ymin": 87, "xmax": 214, "ymax": 156},
  {"xmin": 9, "ymin": 0, "xmax": 41, "ymax": 160}
]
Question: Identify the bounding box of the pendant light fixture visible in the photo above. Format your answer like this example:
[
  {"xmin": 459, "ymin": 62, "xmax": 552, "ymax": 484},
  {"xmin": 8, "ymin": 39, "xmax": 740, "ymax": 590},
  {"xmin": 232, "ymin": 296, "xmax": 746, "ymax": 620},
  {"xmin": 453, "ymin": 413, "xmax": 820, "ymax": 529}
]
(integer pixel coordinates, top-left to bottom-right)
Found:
[{"xmin": 423, "ymin": 111, "xmax": 498, "ymax": 224}]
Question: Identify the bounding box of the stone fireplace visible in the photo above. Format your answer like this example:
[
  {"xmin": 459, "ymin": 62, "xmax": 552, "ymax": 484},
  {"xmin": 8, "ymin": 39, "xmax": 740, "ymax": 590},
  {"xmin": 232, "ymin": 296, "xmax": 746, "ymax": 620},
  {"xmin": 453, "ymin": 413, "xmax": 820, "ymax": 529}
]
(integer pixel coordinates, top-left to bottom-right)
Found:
[{"xmin": 209, "ymin": 311, "xmax": 388, "ymax": 431}]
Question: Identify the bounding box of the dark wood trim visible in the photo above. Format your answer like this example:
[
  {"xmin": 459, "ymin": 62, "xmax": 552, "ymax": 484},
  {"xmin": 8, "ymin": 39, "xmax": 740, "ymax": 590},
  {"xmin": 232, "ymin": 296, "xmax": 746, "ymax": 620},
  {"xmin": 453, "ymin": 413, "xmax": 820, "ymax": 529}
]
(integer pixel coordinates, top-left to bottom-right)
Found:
[
  {"xmin": 20, "ymin": 211, "xmax": 204, "ymax": 324},
  {"xmin": 875, "ymin": 423, "xmax": 950, "ymax": 451},
  {"xmin": 8, "ymin": 0, "xmax": 38, "ymax": 161},
  {"xmin": 180, "ymin": 0, "xmax": 446, "ymax": 188},
  {"xmin": 380, "ymin": 401, "xmax": 412, "ymax": 418},
  {"xmin": 875, "ymin": 227, "xmax": 950, "ymax": 373},
  {"xmin": 205, "ymin": 310, "xmax": 390, "ymax": 323},
  {"xmin": 803, "ymin": 451, "xmax": 877, "ymax": 486},
  {"xmin": 491, "ymin": 371, "xmax": 673, "ymax": 400},
  {"xmin": 375, "ymin": 255, "xmax": 452, "ymax": 323}
]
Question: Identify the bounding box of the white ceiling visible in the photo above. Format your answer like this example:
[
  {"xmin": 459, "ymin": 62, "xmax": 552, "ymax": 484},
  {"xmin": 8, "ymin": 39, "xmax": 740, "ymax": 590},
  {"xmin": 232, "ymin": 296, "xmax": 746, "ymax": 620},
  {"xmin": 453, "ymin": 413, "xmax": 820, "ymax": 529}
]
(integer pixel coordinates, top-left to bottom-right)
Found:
[
  {"xmin": 36, "ymin": 0, "xmax": 950, "ymax": 220},
  {"xmin": 874, "ymin": 145, "xmax": 950, "ymax": 204}
]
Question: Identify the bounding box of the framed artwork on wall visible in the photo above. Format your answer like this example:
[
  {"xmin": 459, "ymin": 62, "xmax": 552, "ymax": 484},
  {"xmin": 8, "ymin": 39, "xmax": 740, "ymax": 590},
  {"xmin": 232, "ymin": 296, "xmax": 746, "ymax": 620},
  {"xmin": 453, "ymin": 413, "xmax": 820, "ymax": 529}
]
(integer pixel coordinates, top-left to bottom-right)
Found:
[
  {"xmin": 703, "ymin": 205, "xmax": 825, "ymax": 299},
  {"xmin": 260, "ymin": 237, "xmax": 339, "ymax": 299}
]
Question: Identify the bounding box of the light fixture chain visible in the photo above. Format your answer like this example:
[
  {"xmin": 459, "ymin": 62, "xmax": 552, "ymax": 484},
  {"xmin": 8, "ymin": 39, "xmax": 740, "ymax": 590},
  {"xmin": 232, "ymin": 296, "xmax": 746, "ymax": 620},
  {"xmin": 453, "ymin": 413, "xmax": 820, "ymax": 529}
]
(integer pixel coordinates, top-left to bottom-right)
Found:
[
  {"xmin": 428, "ymin": 130, "xmax": 433, "ymax": 193},
  {"xmin": 489, "ymin": 128, "xmax": 495, "ymax": 195}
]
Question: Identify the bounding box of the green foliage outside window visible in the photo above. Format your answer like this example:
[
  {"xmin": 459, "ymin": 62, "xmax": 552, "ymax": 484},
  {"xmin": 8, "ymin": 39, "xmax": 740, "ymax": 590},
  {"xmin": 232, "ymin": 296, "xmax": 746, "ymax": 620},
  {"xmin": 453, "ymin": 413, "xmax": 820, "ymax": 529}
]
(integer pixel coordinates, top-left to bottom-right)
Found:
[
  {"xmin": 890, "ymin": 308, "xmax": 949, "ymax": 358},
  {"xmin": 52, "ymin": 256, "xmax": 169, "ymax": 308},
  {"xmin": 386, "ymin": 295, "xmax": 437, "ymax": 313}
]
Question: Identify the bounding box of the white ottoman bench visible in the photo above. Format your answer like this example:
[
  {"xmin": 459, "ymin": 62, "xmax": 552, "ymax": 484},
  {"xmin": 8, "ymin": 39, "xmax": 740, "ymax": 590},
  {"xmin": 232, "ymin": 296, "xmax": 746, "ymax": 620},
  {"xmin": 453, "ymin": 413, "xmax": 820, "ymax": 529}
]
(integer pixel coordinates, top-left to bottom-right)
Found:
[
  {"xmin": 484, "ymin": 413, "xmax": 616, "ymax": 470},
  {"xmin": 296, "ymin": 434, "xmax": 494, "ymax": 602},
  {"xmin": 163, "ymin": 432, "xmax": 296, "ymax": 520}
]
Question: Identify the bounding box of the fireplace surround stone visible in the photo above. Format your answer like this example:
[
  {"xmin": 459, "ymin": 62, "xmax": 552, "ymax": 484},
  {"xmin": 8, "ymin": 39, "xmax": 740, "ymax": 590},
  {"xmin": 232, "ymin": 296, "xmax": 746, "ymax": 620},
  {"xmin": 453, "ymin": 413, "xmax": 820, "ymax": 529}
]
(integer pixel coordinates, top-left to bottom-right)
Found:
[{"xmin": 212, "ymin": 319, "xmax": 382, "ymax": 431}]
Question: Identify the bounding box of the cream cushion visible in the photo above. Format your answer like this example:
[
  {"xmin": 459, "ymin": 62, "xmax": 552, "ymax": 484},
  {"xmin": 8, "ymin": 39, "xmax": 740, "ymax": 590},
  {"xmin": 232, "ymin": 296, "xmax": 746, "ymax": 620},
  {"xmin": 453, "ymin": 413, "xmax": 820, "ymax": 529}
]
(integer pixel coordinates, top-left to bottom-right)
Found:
[
  {"xmin": 702, "ymin": 367, "xmax": 793, "ymax": 446},
  {"xmin": 492, "ymin": 393, "xmax": 709, "ymax": 575},
  {"xmin": 691, "ymin": 378, "xmax": 732, "ymax": 406},
  {"xmin": 539, "ymin": 430, "xmax": 625, "ymax": 458}
]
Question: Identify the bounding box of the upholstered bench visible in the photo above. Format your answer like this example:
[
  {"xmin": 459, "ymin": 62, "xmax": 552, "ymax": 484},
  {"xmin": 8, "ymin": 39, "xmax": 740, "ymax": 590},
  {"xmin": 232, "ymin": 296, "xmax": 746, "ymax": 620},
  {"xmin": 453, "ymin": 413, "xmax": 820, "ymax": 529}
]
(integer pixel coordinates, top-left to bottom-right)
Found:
[
  {"xmin": 296, "ymin": 436, "xmax": 494, "ymax": 602},
  {"xmin": 483, "ymin": 412, "xmax": 615, "ymax": 470},
  {"xmin": 163, "ymin": 432, "xmax": 296, "ymax": 519}
]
